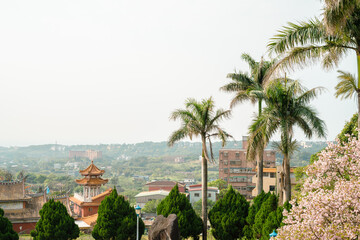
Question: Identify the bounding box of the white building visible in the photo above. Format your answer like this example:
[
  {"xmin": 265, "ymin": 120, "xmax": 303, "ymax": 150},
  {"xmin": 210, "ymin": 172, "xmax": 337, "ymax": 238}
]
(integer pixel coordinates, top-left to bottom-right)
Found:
[{"xmin": 188, "ymin": 184, "xmax": 218, "ymax": 205}]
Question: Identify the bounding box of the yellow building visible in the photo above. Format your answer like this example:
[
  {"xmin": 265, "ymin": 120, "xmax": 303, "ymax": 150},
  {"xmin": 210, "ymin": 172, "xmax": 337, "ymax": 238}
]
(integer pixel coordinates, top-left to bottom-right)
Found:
[{"xmin": 252, "ymin": 166, "xmax": 298, "ymax": 197}]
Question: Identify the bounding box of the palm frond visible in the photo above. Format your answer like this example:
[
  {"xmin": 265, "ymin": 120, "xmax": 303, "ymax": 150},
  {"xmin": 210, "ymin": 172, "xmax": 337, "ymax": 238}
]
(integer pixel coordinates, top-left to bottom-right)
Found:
[
  {"xmin": 335, "ymin": 70, "xmax": 358, "ymax": 100},
  {"xmin": 241, "ymin": 53, "xmax": 257, "ymax": 72},
  {"xmin": 268, "ymin": 18, "xmax": 325, "ymax": 55}
]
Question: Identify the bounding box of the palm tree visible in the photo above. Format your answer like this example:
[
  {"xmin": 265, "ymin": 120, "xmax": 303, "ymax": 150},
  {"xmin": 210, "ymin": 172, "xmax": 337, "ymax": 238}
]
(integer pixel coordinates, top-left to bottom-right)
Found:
[
  {"xmin": 168, "ymin": 97, "xmax": 232, "ymax": 240},
  {"xmin": 268, "ymin": 2, "xmax": 360, "ymax": 126},
  {"xmin": 220, "ymin": 53, "xmax": 275, "ymax": 195},
  {"xmin": 335, "ymin": 70, "xmax": 360, "ymax": 114},
  {"xmin": 247, "ymin": 79, "xmax": 326, "ymax": 203}
]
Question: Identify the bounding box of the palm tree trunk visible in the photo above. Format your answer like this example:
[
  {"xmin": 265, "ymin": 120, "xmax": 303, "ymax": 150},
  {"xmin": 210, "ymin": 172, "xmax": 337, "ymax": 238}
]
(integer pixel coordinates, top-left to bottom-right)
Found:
[
  {"xmin": 282, "ymin": 122, "xmax": 291, "ymax": 203},
  {"xmin": 283, "ymin": 153, "xmax": 291, "ymax": 203},
  {"xmin": 201, "ymin": 137, "xmax": 208, "ymax": 240},
  {"xmin": 257, "ymin": 150, "xmax": 264, "ymax": 195},
  {"xmin": 257, "ymin": 100, "xmax": 264, "ymax": 195}
]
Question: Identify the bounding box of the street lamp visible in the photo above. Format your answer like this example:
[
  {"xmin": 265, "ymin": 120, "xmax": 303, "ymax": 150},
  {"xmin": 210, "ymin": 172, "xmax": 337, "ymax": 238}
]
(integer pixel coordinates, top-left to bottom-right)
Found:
[
  {"xmin": 135, "ymin": 205, "xmax": 142, "ymax": 240},
  {"xmin": 269, "ymin": 229, "xmax": 277, "ymax": 238}
]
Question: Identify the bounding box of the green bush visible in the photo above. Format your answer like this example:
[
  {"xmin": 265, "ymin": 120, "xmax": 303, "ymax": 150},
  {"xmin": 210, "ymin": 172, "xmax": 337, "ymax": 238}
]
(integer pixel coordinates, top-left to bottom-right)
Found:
[
  {"xmin": 30, "ymin": 199, "xmax": 79, "ymax": 240},
  {"xmin": 208, "ymin": 186, "xmax": 249, "ymax": 240},
  {"xmin": 92, "ymin": 188, "xmax": 144, "ymax": 240},
  {"xmin": 157, "ymin": 184, "xmax": 202, "ymax": 239},
  {"xmin": 0, "ymin": 208, "xmax": 19, "ymax": 240}
]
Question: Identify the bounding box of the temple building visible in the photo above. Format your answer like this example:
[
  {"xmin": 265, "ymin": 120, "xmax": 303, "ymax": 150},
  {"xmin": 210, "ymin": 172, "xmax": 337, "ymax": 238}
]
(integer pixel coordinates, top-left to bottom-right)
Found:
[
  {"xmin": 69, "ymin": 160, "xmax": 112, "ymax": 218},
  {"xmin": 0, "ymin": 178, "xmax": 45, "ymax": 234}
]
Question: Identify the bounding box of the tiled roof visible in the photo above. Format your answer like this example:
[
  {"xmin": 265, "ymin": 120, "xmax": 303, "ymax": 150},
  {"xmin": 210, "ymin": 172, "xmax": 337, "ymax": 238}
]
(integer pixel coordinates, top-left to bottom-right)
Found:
[
  {"xmin": 145, "ymin": 180, "xmax": 185, "ymax": 187},
  {"xmin": 78, "ymin": 213, "xmax": 98, "ymax": 226},
  {"xmin": 92, "ymin": 188, "xmax": 112, "ymax": 201},
  {"xmin": 69, "ymin": 196, "xmax": 102, "ymax": 207},
  {"xmin": 79, "ymin": 161, "xmax": 105, "ymax": 176},
  {"xmin": 75, "ymin": 177, "xmax": 108, "ymax": 185}
]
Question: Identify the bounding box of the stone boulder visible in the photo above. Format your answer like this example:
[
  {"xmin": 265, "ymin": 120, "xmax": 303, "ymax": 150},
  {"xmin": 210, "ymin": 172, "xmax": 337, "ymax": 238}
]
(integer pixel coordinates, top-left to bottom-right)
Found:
[{"xmin": 148, "ymin": 214, "xmax": 180, "ymax": 240}]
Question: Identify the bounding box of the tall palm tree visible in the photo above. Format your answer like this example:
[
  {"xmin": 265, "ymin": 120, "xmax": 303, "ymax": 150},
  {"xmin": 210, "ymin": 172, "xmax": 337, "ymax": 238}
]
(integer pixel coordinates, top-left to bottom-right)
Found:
[
  {"xmin": 267, "ymin": 2, "xmax": 360, "ymax": 126},
  {"xmin": 168, "ymin": 97, "xmax": 232, "ymax": 240},
  {"xmin": 220, "ymin": 53, "xmax": 275, "ymax": 195},
  {"xmin": 247, "ymin": 79, "xmax": 326, "ymax": 203}
]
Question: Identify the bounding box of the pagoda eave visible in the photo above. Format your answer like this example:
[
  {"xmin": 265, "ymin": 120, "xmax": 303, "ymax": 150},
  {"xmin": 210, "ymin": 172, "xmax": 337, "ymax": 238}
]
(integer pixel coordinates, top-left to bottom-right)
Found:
[{"xmin": 75, "ymin": 178, "xmax": 108, "ymax": 185}]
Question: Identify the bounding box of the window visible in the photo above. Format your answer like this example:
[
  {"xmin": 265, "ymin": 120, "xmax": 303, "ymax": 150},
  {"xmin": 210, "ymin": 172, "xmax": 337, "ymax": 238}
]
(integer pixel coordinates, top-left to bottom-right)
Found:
[
  {"xmin": 270, "ymin": 173, "xmax": 276, "ymax": 178},
  {"xmin": 195, "ymin": 193, "xmax": 200, "ymax": 197},
  {"xmin": 224, "ymin": 152, "xmax": 228, "ymax": 157},
  {"xmin": 208, "ymin": 193, "xmax": 211, "ymax": 197},
  {"xmin": 264, "ymin": 172, "xmax": 269, "ymax": 177},
  {"xmin": 89, "ymin": 207, "xmax": 93, "ymax": 212},
  {"xmin": 224, "ymin": 168, "xmax": 228, "ymax": 173},
  {"xmin": 230, "ymin": 161, "xmax": 236, "ymax": 165},
  {"xmin": 269, "ymin": 185, "xmax": 275, "ymax": 191},
  {"xmin": 235, "ymin": 152, "xmax": 240, "ymax": 159}
]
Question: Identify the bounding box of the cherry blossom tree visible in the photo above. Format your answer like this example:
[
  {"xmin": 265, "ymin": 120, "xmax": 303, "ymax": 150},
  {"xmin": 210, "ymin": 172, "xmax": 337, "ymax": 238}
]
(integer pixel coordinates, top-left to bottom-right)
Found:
[{"xmin": 275, "ymin": 137, "xmax": 360, "ymax": 239}]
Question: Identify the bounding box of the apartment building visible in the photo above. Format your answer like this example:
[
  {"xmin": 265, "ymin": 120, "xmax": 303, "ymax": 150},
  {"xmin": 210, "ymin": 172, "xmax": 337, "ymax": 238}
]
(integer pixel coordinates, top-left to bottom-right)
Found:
[{"xmin": 218, "ymin": 136, "xmax": 276, "ymax": 199}]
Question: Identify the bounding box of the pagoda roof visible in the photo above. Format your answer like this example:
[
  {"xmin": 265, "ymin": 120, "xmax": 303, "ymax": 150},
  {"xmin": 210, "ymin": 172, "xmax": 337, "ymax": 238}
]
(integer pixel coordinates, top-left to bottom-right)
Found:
[
  {"xmin": 79, "ymin": 160, "xmax": 105, "ymax": 176},
  {"xmin": 75, "ymin": 177, "xmax": 108, "ymax": 186}
]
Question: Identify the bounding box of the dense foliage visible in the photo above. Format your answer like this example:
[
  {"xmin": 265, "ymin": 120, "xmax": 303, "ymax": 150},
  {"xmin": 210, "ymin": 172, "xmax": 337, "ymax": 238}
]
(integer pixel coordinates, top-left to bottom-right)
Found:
[
  {"xmin": 337, "ymin": 113, "xmax": 358, "ymax": 143},
  {"xmin": 0, "ymin": 208, "xmax": 19, "ymax": 240},
  {"xmin": 193, "ymin": 199, "xmax": 215, "ymax": 216},
  {"xmin": 243, "ymin": 192, "xmax": 290, "ymax": 240},
  {"xmin": 30, "ymin": 199, "xmax": 79, "ymax": 240},
  {"xmin": 157, "ymin": 185, "xmax": 202, "ymax": 239},
  {"xmin": 208, "ymin": 186, "xmax": 249, "ymax": 240},
  {"xmin": 92, "ymin": 188, "xmax": 144, "ymax": 240},
  {"xmin": 142, "ymin": 199, "xmax": 162, "ymax": 213},
  {"xmin": 276, "ymin": 137, "xmax": 360, "ymax": 239}
]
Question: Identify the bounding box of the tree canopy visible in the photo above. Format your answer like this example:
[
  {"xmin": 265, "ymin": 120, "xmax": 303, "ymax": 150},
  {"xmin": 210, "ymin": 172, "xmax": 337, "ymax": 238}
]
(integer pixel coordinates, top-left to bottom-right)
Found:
[
  {"xmin": 30, "ymin": 199, "xmax": 79, "ymax": 240},
  {"xmin": 208, "ymin": 186, "xmax": 249, "ymax": 240},
  {"xmin": 276, "ymin": 137, "xmax": 360, "ymax": 239},
  {"xmin": 92, "ymin": 188, "xmax": 144, "ymax": 240},
  {"xmin": 0, "ymin": 208, "xmax": 18, "ymax": 240},
  {"xmin": 157, "ymin": 184, "xmax": 202, "ymax": 239}
]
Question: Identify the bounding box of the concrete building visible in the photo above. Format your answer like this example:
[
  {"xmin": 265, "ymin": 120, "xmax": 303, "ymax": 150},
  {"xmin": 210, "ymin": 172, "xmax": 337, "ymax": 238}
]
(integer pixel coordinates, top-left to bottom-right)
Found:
[
  {"xmin": 251, "ymin": 166, "xmax": 298, "ymax": 197},
  {"xmin": 69, "ymin": 150, "xmax": 102, "ymax": 160},
  {"xmin": 218, "ymin": 136, "xmax": 276, "ymax": 199},
  {"xmin": 188, "ymin": 184, "xmax": 218, "ymax": 205}
]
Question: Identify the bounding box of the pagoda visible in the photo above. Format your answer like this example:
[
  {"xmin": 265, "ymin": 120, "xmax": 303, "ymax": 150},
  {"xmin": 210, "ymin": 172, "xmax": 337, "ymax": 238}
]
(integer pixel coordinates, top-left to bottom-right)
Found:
[
  {"xmin": 75, "ymin": 160, "xmax": 108, "ymax": 201},
  {"xmin": 69, "ymin": 160, "xmax": 112, "ymax": 218}
]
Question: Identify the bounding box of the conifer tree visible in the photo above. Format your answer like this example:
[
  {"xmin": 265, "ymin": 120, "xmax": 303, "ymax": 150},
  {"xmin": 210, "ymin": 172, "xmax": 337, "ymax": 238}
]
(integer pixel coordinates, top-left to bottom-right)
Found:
[
  {"xmin": 157, "ymin": 184, "xmax": 202, "ymax": 239},
  {"xmin": 208, "ymin": 186, "xmax": 249, "ymax": 240},
  {"xmin": 0, "ymin": 208, "xmax": 18, "ymax": 240},
  {"xmin": 243, "ymin": 191, "xmax": 271, "ymax": 239},
  {"xmin": 30, "ymin": 199, "xmax": 79, "ymax": 240},
  {"xmin": 92, "ymin": 188, "xmax": 145, "ymax": 240}
]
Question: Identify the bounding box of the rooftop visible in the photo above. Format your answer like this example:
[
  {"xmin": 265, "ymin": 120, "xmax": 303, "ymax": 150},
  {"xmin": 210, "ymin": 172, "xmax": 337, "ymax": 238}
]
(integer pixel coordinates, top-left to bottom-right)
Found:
[
  {"xmin": 135, "ymin": 190, "xmax": 170, "ymax": 198},
  {"xmin": 79, "ymin": 160, "xmax": 105, "ymax": 176},
  {"xmin": 145, "ymin": 180, "xmax": 185, "ymax": 187},
  {"xmin": 75, "ymin": 177, "xmax": 108, "ymax": 186}
]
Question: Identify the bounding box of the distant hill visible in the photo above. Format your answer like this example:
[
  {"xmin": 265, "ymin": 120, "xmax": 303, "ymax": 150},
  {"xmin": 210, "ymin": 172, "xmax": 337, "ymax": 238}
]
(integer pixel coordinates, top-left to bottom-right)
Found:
[{"xmin": 0, "ymin": 140, "xmax": 328, "ymax": 166}]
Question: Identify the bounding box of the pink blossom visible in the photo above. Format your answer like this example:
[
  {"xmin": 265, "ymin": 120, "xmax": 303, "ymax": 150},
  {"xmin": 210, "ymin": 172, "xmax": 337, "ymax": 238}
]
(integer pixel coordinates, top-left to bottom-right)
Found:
[{"xmin": 276, "ymin": 137, "xmax": 360, "ymax": 239}]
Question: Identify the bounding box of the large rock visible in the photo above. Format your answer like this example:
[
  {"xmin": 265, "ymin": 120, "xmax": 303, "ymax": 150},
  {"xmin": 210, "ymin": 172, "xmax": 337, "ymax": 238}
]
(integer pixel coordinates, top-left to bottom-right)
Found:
[{"xmin": 148, "ymin": 214, "xmax": 180, "ymax": 240}]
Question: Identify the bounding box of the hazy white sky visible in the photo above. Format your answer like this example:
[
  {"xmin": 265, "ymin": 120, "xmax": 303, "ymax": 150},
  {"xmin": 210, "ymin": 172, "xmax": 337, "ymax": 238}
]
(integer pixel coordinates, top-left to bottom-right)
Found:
[{"xmin": 0, "ymin": 0, "xmax": 356, "ymax": 146}]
